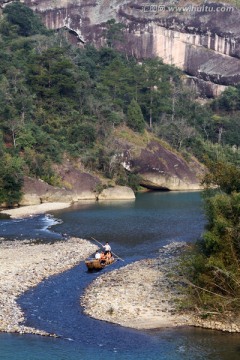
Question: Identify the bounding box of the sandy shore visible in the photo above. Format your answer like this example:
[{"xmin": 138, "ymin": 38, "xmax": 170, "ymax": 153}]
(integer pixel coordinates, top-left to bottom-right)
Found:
[
  {"xmin": 81, "ymin": 243, "xmax": 240, "ymax": 332},
  {"xmin": 0, "ymin": 237, "xmax": 97, "ymax": 336},
  {"xmin": 0, "ymin": 202, "xmax": 72, "ymax": 219}
]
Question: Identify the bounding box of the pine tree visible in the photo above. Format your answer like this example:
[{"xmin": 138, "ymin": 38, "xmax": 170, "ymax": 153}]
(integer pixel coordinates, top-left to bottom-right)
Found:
[{"xmin": 127, "ymin": 99, "xmax": 145, "ymax": 133}]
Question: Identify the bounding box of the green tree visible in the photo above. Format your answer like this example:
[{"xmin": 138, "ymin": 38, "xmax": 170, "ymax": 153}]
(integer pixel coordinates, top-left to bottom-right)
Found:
[
  {"xmin": 0, "ymin": 154, "xmax": 23, "ymax": 205},
  {"xmin": 28, "ymin": 47, "xmax": 76, "ymax": 100},
  {"xmin": 127, "ymin": 99, "xmax": 145, "ymax": 133},
  {"xmin": 0, "ymin": 131, "xmax": 4, "ymax": 156},
  {"xmin": 181, "ymin": 161, "xmax": 240, "ymax": 313},
  {"xmin": 139, "ymin": 59, "xmax": 173, "ymax": 128},
  {"xmin": 202, "ymin": 160, "xmax": 240, "ymax": 194},
  {"xmin": 212, "ymin": 86, "xmax": 240, "ymax": 112},
  {"xmin": 100, "ymin": 58, "xmax": 136, "ymax": 108},
  {"xmin": 68, "ymin": 123, "xmax": 96, "ymax": 152},
  {"xmin": 3, "ymin": 2, "xmax": 46, "ymax": 37},
  {"xmin": 104, "ymin": 19, "xmax": 126, "ymax": 48}
]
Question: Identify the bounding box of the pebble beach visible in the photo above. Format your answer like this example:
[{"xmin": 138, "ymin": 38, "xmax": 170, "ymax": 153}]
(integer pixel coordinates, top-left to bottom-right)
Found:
[
  {"xmin": 0, "ymin": 237, "xmax": 97, "ymax": 336},
  {"xmin": 82, "ymin": 243, "xmax": 240, "ymax": 333},
  {"xmin": 82, "ymin": 243, "xmax": 191, "ymax": 330}
]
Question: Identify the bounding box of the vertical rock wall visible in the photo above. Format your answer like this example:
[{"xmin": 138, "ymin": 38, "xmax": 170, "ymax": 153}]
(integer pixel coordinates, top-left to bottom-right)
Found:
[{"xmin": 18, "ymin": 0, "xmax": 240, "ymax": 96}]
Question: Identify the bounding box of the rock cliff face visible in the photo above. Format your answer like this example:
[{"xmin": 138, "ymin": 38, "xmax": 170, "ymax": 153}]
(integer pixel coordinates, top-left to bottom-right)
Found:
[
  {"xmin": 21, "ymin": 0, "xmax": 240, "ymax": 97},
  {"xmin": 130, "ymin": 141, "xmax": 203, "ymax": 190},
  {"xmin": 135, "ymin": 142, "xmax": 202, "ymax": 190},
  {"xmin": 114, "ymin": 131, "xmax": 204, "ymax": 190}
]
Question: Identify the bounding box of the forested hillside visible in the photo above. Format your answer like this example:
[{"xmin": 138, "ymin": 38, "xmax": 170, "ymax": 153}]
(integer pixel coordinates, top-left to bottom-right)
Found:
[{"xmin": 0, "ymin": 2, "xmax": 240, "ymax": 205}]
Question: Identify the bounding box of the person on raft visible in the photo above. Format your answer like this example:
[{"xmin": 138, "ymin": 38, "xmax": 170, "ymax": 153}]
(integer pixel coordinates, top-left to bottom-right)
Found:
[
  {"xmin": 95, "ymin": 250, "xmax": 101, "ymax": 260},
  {"xmin": 100, "ymin": 251, "xmax": 107, "ymax": 263},
  {"xmin": 103, "ymin": 241, "xmax": 111, "ymax": 256},
  {"xmin": 95, "ymin": 250, "xmax": 106, "ymax": 264}
]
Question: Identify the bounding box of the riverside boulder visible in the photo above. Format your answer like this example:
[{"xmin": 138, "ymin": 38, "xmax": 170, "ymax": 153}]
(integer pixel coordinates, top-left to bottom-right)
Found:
[
  {"xmin": 118, "ymin": 138, "xmax": 204, "ymax": 191},
  {"xmin": 98, "ymin": 185, "xmax": 135, "ymax": 200},
  {"xmin": 17, "ymin": 161, "xmax": 99, "ymax": 206}
]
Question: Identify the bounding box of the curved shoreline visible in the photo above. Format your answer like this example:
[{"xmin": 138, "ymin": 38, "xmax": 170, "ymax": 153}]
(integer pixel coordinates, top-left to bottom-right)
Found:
[
  {"xmin": 0, "ymin": 202, "xmax": 72, "ymax": 219},
  {"xmin": 0, "ymin": 237, "xmax": 97, "ymax": 336},
  {"xmin": 81, "ymin": 243, "xmax": 240, "ymax": 333},
  {"xmin": 81, "ymin": 243, "xmax": 190, "ymax": 330}
]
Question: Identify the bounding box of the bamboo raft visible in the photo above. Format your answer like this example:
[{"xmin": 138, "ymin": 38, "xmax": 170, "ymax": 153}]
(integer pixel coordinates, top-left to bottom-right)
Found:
[{"xmin": 85, "ymin": 257, "xmax": 116, "ymax": 271}]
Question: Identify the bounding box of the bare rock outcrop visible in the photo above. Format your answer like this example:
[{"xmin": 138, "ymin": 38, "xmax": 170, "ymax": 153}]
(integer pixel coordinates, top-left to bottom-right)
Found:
[
  {"xmin": 118, "ymin": 138, "xmax": 204, "ymax": 190},
  {"xmin": 20, "ymin": 177, "xmax": 72, "ymax": 206},
  {"xmin": 52, "ymin": 158, "xmax": 100, "ymax": 201},
  {"xmin": 98, "ymin": 185, "xmax": 135, "ymax": 200},
  {"xmin": 19, "ymin": 161, "xmax": 100, "ymax": 206}
]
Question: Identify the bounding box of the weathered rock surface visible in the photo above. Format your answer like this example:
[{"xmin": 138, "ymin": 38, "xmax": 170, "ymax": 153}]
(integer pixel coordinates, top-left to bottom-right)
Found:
[
  {"xmin": 21, "ymin": 0, "xmax": 240, "ymax": 96},
  {"xmin": 118, "ymin": 137, "xmax": 204, "ymax": 190},
  {"xmin": 52, "ymin": 158, "xmax": 99, "ymax": 200},
  {"xmin": 20, "ymin": 177, "xmax": 72, "ymax": 206},
  {"xmin": 98, "ymin": 185, "xmax": 135, "ymax": 200},
  {"xmin": 19, "ymin": 176, "xmax": 96, "ymax": 206},
  {"xmin": 18, "ymin": 160, "xmax": 100, "ymax": 206}
]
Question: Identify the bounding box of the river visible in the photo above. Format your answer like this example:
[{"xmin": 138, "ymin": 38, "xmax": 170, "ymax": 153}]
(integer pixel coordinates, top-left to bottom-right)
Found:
[{"xmin": 1, "ymin": 191, "xmax": 240, "ymax": 359}]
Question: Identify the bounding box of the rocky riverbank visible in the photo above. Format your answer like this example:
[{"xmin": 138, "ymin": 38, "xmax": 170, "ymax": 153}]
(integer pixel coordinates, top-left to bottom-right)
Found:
[
  {"xmin": 81, "ymin": 242, "xmax": 240, "ymax": 332},
  {"xmin": 0, "ymin": 237, "xmax": 97, "ymax": 336}
]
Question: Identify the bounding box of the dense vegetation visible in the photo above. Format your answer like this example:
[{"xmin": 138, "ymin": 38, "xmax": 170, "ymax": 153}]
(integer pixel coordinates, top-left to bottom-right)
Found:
[
  {"xmin": 0, "ymin": 2, "xmax": 240, "ymax": 205},
  {"xmin": 181, "ymin": 161, "xmax": 240, "ymax": 315}
]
